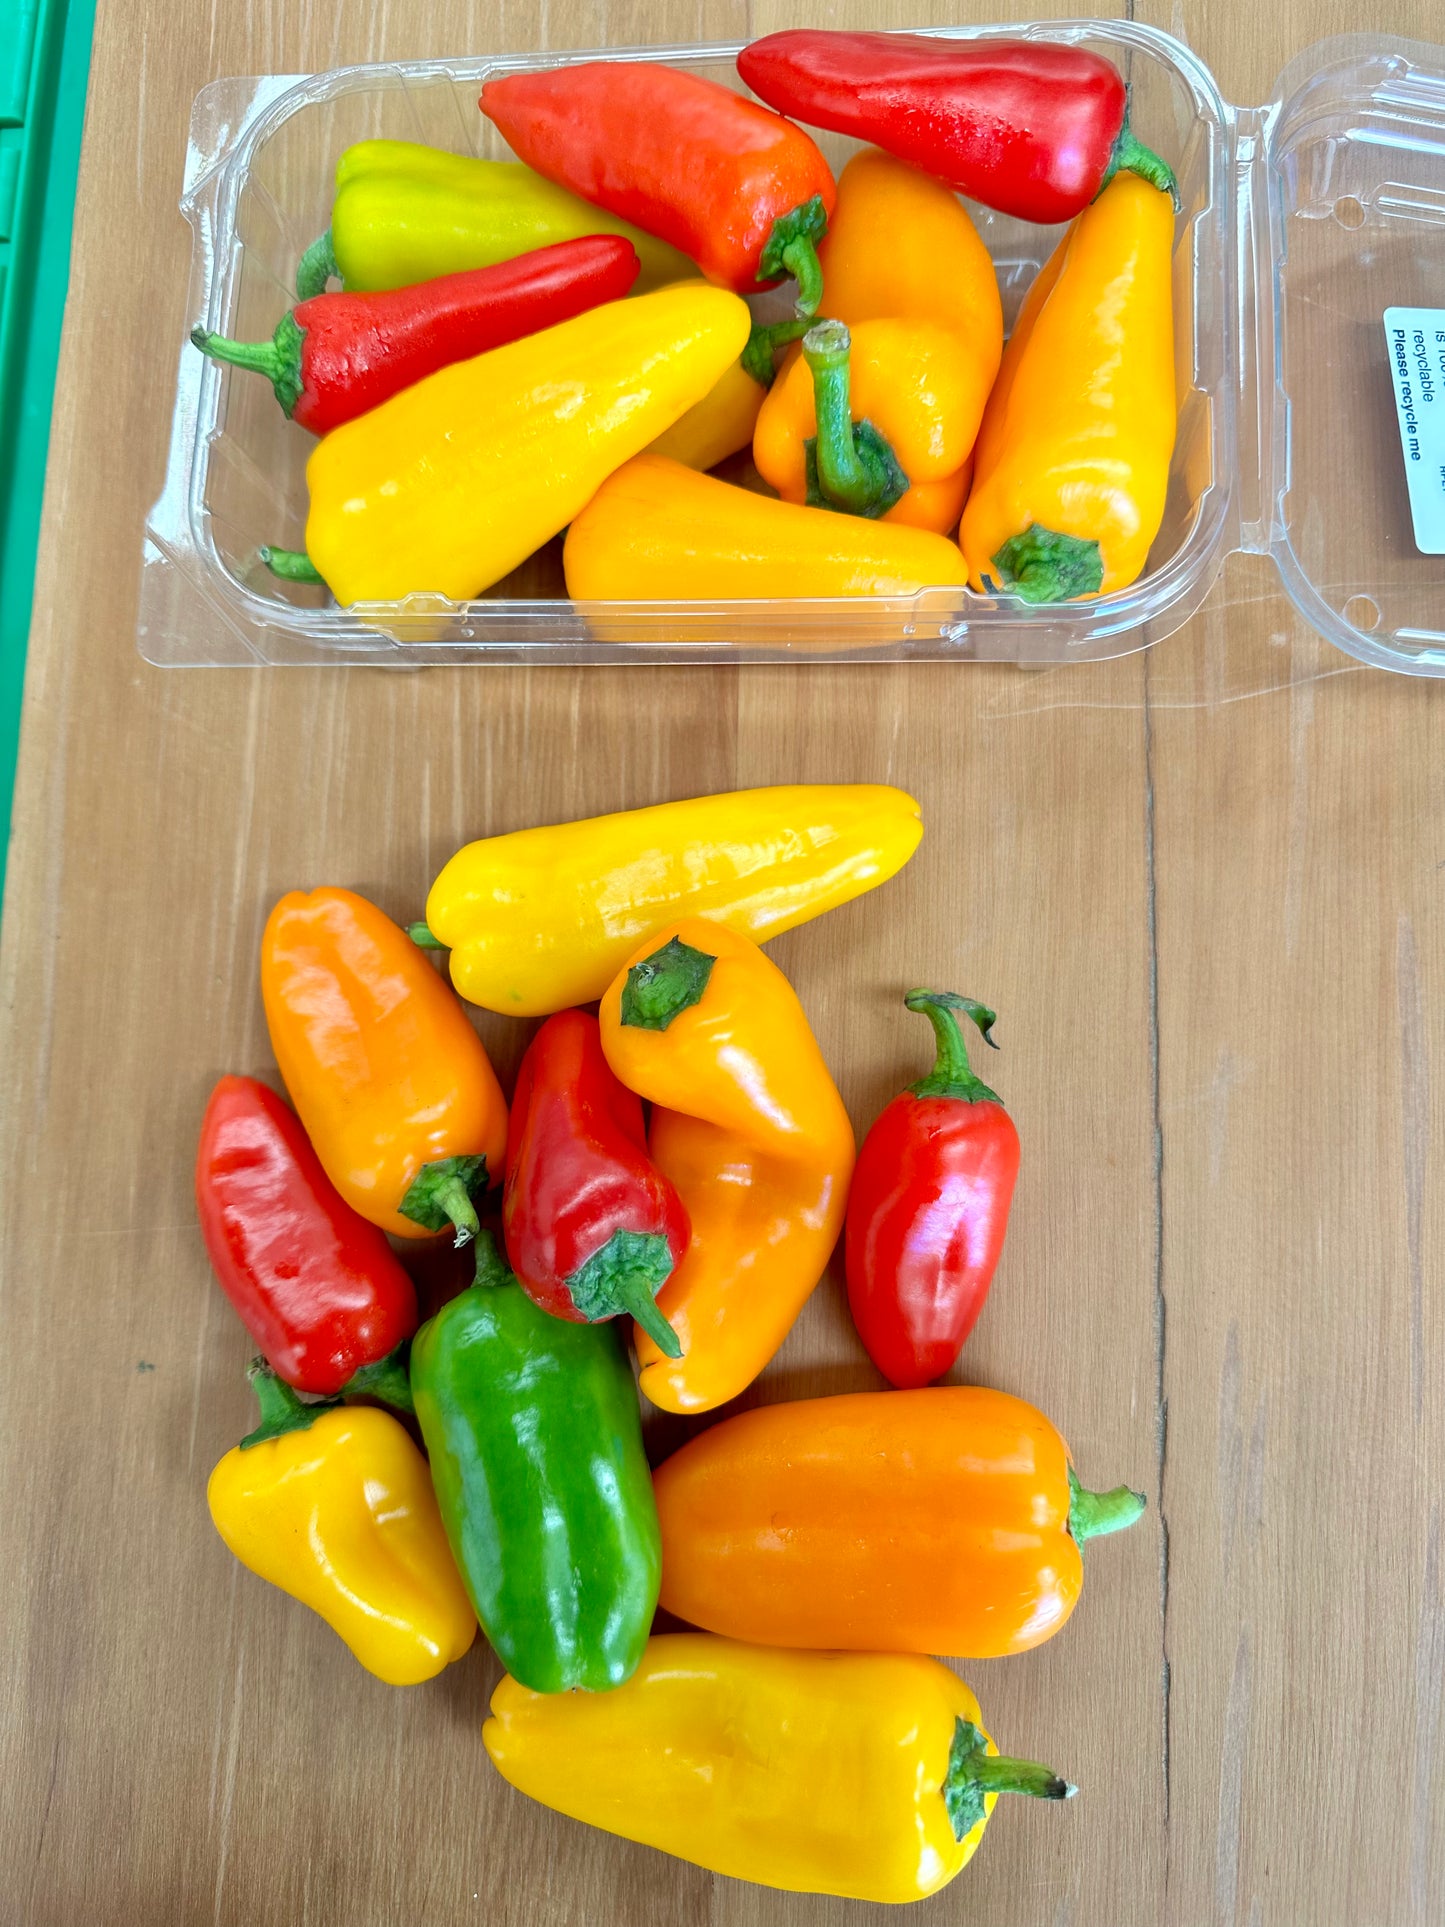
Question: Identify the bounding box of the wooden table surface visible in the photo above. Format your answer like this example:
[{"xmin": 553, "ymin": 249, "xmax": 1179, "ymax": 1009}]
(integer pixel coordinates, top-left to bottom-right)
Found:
[{"xmin": 2, "ymin": 2, "xmax": 1442, "ymax": 1922}]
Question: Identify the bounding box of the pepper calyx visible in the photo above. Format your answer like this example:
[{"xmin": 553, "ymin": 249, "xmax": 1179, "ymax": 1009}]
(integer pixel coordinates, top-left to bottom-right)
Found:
[
  {"xmin": 1100, "ymin": 97, "xmax": 1181, "ymax": 211},
  {"xmin": 1068, "ymin": 1465, "xmax": 1148, "ymax": 1547},
  {"xmin": 945, "ymin": 1718, "xmax": 1077, "ymax": 1841},
  {"xmin": 620, "ymin": 936, "xmax": 716, "ymax": 1031},
  {"xmin": 759, "ymin": 195, "xmax": 828, "ymax": 317},
  {"xmin": 407, "ymin": 922, "xmax": 447, "ymax": 951},
  {"xmin": 340, "ymin": 1340, "xmax": 414, "ymax": 1416},
  {"xmin": 399, "ymin": 1155, "xmax": 489, "ymax": 1245},
  {"xmin": 296, "ymin": 229, "xmax": 339, "ymax": 301},
  {"xmin": 905, "ymin": 990, "xmax": 1002, "ymax": 1105},
  {"xmin": 990, "ymin": 525, "xmax": 1104, "ymax": 604},
  {"xmin": 567, "ymin": 1228, "xmax": 682, "ymax": 1357},
  {"xmin": 191, "ymin": 311, "xmax": 306, "ymax": 418},
  {"xmin": 261, "ymin": 546, "xmax": 325, "ymax": 586},
  {"xmin": 240, "ymin": 1358, "xmax": 339, "ymax": 1449}
]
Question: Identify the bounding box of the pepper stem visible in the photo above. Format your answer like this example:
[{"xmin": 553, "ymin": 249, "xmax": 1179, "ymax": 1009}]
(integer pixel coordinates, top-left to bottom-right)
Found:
[
  {"xmin": 398, "ymin": 1155, "xmax": 489, "ymax": 1246},
  {"xmin": 802, "ymin": 321, "xmax": 908, "ymax": 520},
  {"xmin": 407, "ymin": 922, "xmax": 446, "ymax": 950},
  {"xmin": 905, "ymin": 990, "xmax": 1002, "ymax": 1105},
  {"xmin": 758, "ymin": 194, "xmax": 829, "ymax": 318},
  {"xmin": 190, "ymin": 312, "xmax": 305, "ymax": 417},
  {"xmin": 240, "ymin": 1358, "xmax": 336, "ymax": 1449},
  {"xmin": 619, "ymin": 935, "xmax": 716, "ymax": 1031},
  {"xmin": 1068, "ymin": 1466, "xmax": 1148, "ymax": 1546},
  {"xmin": 261, "ymin": 547, "xmax": 325, "ymax": 585},
  {"xmin": 340, "ymin": 1341, "xmax": 414, "ymax": 1415},
  {"xmin": 566, "ymin": 1229, "xmax": 683, "ymax": 1358},
  {"xmin": 989, "ymin": 525, "xmax": 1104, "ymax": 604},
  {"xmin": 471, "ymin": 1229, "xmax": 513, "ymax": 1290},
  {"xmin": 296, "ymin": 229, "xmax": 339, "ymax": 301},
  {"xmin": 1102, "ymin": 105, "xmax": 1180, "ymax": 211},
  {"xmin": 741, "ymin": 316, "xmax": 810, "ymax": 388},
  {"xmin": 945, "ymin": 1718, "xmax": 1077, "ymax": 1841}
]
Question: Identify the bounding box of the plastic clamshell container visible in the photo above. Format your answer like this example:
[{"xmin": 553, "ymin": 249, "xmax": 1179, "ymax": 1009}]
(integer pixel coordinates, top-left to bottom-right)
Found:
[{"xmin": 142, "ymin": 22, "xmax": 1445, "ymax": 671}]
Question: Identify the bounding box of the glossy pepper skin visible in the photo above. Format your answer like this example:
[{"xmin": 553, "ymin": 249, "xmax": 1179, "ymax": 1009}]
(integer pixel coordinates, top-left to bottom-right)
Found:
[
  {"xmin": 192, "ymin": 238, "xmax": 639, "ymax": 434},
  {"xmin": 646, "ymin": 357, "xmax": 766, "ymax": 472},
  {"xmin": 480, "ymin": 63, "xmax": 835, "ymax": 305},
  {"xmin": 599, "ymin": 918, "xmax": 855, "ymax": 1414},
  {"xmin": 260, "ymin": 887, "xmax": 507, "ymax": 1244},
  {"xmin": 503, "ymin": 1010, "xmax": 689, "ymax": 1357},
  {"xmin": 485, "ymin": 1635, "xmax": 1075, "ymax": 1903},
  {"xmin": 738, "ymin": 32, "xmax": 1176, "ymax": 224},
  {"xmin": 565, "ymin": 455, "xmax": 968, "ymax": 601},
  {"xmin": 195, "ymin": 1075, "xmax": 417, "ymax": 1397},
  {"xmin": 424, "ymin": 782, "xmax": 922, "ymax": 1016},
  {"xmin": 411, "ymin": 1234, "xmax": 661, "ymax": 1694},
  {"xmin": 290, "ymin": 283, "xmax": 748, "ymax": 605},
  {"xmin": 207, "ymin": 1363, "xmax": 476, "ymax": 1686},
  {"xmin": 962, "ymin": 174, "xmax": 1178, "ymax": 603},
  {"xmin": 754, "ymin": 319, "xmax": 986, "ymax": 532},
  {"xmin": 846, "ymin": 992, "xmax": 1019, "ymax": 1388},
  {"xmin": 654, "ymin": 1385, "xmax": 1146, "ymax": 1656},
  {"xmin": 298, "ymin": 139, "xmax": 694, "ymax": 297}
]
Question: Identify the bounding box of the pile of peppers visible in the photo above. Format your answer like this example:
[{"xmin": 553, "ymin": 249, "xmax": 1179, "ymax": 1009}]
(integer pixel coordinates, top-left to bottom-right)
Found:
[
  {"xmin": 192, "ymin": 31, "xmax": 1181, "ymax": 609},
  {"xmin": 196, "ymin": 779, "xmax": 1150, "ymax": 1905}
]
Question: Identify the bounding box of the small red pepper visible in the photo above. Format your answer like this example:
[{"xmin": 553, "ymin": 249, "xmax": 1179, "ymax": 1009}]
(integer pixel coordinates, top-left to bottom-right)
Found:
[
  {"xmin": 737, "ymin": 33, "xmax": 1177, "ymax": 226},
  {"xmin": 845, "ymin": 993, "xmax": 1019, "ymax": 1389},
  {"xmin": 196, "ymin": 1075, "xmax": 417, "ymax": 1401},
  {"xmin": 480, "ymin": 63, "xmax": 834, "ymax": 310},
  {"xmin": 502, "ymin": 1009, "xmax": 688, "ymax": 1359},
  {"xmin": 189, "ymin": 235, "xmax": 640, "ymax": 434}
]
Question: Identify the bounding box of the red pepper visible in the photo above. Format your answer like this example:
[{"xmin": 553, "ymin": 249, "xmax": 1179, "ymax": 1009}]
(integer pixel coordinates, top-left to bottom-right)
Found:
[
  {"xmin": 737, "ymin": 33, "xmax": 1177, "ymax": 226},
  {"xmin": 845, "ymin": 993, "xmax": 1019, "ymax": 1389},
  {"xmin": 502, "ymin": 1009, "xmax": 688, "ymax": 1359},
  {"xmin": 196, "ymin": 1075, "xmax": 417, "ymax": 1401},
  {"xmin": 479, "ymin": 63, "xmax": 834, "ymax": 311},
  {"xmin": 189, "ymin": 235, "xmax": 640, "ymax": 434}
]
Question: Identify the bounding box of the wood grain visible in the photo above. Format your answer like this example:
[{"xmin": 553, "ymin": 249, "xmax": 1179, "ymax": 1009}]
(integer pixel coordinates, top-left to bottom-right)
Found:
[{"xmin": 1, "ymin": 3, "xmax": 1441, "ymax": 1923}]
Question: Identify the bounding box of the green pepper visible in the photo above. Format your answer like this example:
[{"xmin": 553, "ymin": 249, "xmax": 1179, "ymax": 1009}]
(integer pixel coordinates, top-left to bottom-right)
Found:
[
  {"xmin": 410, "ymin": 1231, "xmax": 661, "ymax": 1694},
  {"xmin": 298, "ymin": 140, "xmax": 698, "ymax": 300}
]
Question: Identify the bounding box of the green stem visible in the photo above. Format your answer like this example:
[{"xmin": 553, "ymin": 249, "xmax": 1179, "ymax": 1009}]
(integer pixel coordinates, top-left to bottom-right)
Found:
[
  {"xmin": 1101, "ymin": 104, "xmax": 1180, "ymax": 211},
  {"xmin": 945, "ymin": 1718, "xmax": 1076, "ymax": 1841},
  {"xmin": 988, "ymin": 525, "xmax": 1104, "ymax": 604},
  {"xmin": 741, "ymin": 316, "xmax": 810, "ymax": 388},
  {"xmin": 905, "ymin": 990, "xmax": 1002, "ymax": 1105},
  {"xmin": 802, "ymin": 321, "xmax": 908, "ymax": 520},
  {"xmin": 261, "ymin": 546, "xmax": 325, "ymax": 585},
  {"xmin": 758, "ymin": 195, "xmax": 829, "ymax": 319},
  {"xmin": 398, "ymin": 1155, "xmax": 489, "ymax": 1245},
  {"xmin": 407, "ymin": 922, "xmax": 446, "ymax": 950},
  {"xmin": 619, "ymin": 935, "xmax": 716, "ymax": 1031},
  {"xmin": 240, "ymin": 1358, "xmax": 337, "ymax": 1449},
  {"xmin": 341, "ymin": 1341, "xmax": 414, "ymax": 1416},
  {"xmin": 190, "ymin": 312, "xmax": 305, "ymax": 417},
  {"xmin": 1068, "ymin": 1467, "xmax": 1148, "ymax": 1546},
  {"xmin": 470, "ymin": 1228, "xmax": 513, "ymax": 1291},
  {"xmin": 296, "ymin": 229, "xmax": 339, "ymax": 301},
  {"xmin": 566, "ymin": 1229, "xmax": 683, "ymax": 1358}
]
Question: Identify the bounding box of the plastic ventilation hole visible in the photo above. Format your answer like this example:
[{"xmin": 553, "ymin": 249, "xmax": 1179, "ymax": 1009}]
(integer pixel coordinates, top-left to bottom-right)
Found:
[
  {"xmin": 1344, "ymin": 595, "xmax": 1382, "ymax": 632},
  {"xmin": 1333, "ymin": 196, "xmax": 1367, "ymax": 229}
]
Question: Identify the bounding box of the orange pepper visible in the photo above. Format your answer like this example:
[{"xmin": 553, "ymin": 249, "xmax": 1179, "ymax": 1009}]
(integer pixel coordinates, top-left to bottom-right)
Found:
[
  {"xmin": 753, "ymin": 319, "xmax": 986, "ymax": 532},
  {"xmin": 653, "ymin": 1385, "xmax": 1146, "ymax": 1658},
  {"xmin": 261, "ymin": 887, "xmax": 507, "ymax": 1242},
  {"xmin": 598, "ymin": 918, "xmax": 854, "ymax": 1414}
]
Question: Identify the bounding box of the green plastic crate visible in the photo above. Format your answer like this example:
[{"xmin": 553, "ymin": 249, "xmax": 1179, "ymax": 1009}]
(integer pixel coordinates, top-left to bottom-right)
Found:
[{"xmin": 0, "ymin": 0, "xmax": 99, "ymax": 902}]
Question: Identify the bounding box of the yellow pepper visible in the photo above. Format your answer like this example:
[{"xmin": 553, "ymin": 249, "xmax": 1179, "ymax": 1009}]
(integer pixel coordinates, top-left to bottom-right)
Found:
[
  {"xmin": 753, "ymin": 318, "xmax": 987, "ymax": 532},
  {"xmin": 296, "ymin": 284, "xmax": 749, "ymax": 604},
  {"xmin": 563, "ymin": 454, "xmax": 967, "ymax": 600},
  {"xmin": 646, "ymin": 357, "xmax": 766, "ymax": 471},
  {"xmin": 961, "ymin": 173, "xmax": 1178, "ymax": 602},
  {"xmin": 598, "ymin": 918, "xmax": 855, "ymax": 1414},
  {"xmin": 424, "ymin": 782, "xmax": 922, "ymax": 1016},
  {"xmin": 207, "ymin": 1364, "xmax": 476, "ymax": 1686},
  {"xmin": 484, "ymin": 1635, "xmax": 1076, "ymax": 1904},
  {"xmin": 818, "ymin": 146, "xmax": 1004, "ymax": 356}
]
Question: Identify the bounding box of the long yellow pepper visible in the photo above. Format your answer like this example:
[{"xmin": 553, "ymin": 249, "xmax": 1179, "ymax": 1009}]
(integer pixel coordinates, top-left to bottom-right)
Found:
[
  {"xmin": 484, "ymin": 1635, "xmax": 1076, "ymax": 1904},
  {"xmin": 961, "ymin": 173, "xmax": 1177, "ymax": 602},
  {"xmin": 302, "ymin": 283, "xmax": 749, "ymax": 604}
]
